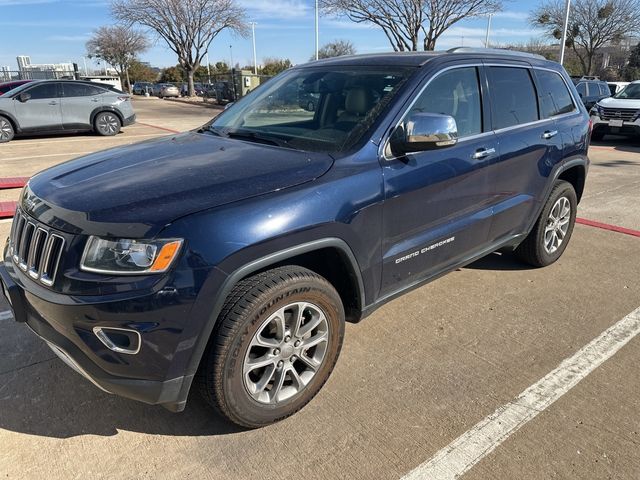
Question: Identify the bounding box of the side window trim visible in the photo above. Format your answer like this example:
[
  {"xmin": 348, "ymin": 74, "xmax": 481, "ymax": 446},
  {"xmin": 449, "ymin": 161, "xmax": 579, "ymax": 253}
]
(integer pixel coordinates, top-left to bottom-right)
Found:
[{"xmin": 484, "ymin": 64, "xmax": 541, "ymax": 131}]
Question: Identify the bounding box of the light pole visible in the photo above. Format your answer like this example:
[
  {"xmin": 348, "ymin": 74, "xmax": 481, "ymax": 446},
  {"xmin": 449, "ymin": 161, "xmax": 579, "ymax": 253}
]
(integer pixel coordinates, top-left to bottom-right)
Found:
[
  {"xmin": 249, "ymin": 22, "xmax": 258, "ymax": 75},
  {"xmin": 230, "ymin": 44, "xmax": 237, "ymax": 101},
  {"xmin": 315, "ymin": 0, "xmax": 319, "ymax": 60},
  {"xmin": 559, "ymin": 0, "xmax": 571, "ymax": 65},
  {"xmin": 484, "ymin": 14, "xmax": 492, "ymax": 48}
]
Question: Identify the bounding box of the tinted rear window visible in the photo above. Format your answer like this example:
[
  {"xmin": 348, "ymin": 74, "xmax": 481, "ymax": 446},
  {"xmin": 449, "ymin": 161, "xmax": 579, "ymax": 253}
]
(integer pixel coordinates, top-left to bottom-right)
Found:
[
  {"xmin": 62, "ymin": 83, "xmax": 105, "ymax": 97},
  {"xmin": 488, "ymin": 67, "xmax": 538, "ymax": 129},
  {"xmin": 535, "ymin": 69, "xmax": 575, "ymax": 118}
]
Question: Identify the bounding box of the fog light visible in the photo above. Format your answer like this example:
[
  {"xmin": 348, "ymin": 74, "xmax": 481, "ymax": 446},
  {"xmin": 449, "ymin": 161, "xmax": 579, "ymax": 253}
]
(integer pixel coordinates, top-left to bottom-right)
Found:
[{"xmin": 93, "ymin": 327, "xmax": 141, "ymax": 355}]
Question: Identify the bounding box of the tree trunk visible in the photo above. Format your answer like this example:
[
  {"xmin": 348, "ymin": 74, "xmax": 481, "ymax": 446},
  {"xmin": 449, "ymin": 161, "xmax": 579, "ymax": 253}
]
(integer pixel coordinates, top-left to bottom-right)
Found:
[
  {"xmin": 187, "ymin": 69, "xmax": 195, "ymax": 97},
  {"xmin": 125, "ymin": 67, "xmax": 132, "ymax": 94}
]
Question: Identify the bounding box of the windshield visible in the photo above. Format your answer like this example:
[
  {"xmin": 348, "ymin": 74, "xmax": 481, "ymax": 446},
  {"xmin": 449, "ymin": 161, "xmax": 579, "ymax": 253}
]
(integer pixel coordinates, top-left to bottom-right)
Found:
[
  {"xmin": 208, "ymin": 66, "xmax": 414, "ymax": 154},
  {"xmin": 613, "ymin": 83, "xmax": 640, "ymax": 100}
]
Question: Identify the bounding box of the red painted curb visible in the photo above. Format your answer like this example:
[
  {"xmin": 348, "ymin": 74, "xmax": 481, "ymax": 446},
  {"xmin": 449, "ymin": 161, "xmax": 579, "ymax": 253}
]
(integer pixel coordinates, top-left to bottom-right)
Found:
[
  {"xmin": 0, "ymin": 177, "xmax": 29, "ymax": 190},
  {"xmin": 0, "ymin": 201, "xmax": 18, "ymax": 219},
  {"xmin": 576, "ymin": 217, "xmax": 640, "ymax": 238},
  {"xmin": 136, "ymin": 122, "xmax": 180, "ymax": 134}
]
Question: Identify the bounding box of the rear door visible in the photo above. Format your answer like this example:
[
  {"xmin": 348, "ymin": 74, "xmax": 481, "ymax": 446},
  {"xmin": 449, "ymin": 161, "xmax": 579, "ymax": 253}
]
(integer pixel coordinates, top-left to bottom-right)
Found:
[
  {"xmin": 380, "ymin": 65, "xmax": 497, "ymax": 297},
  {"xmin": 60, "ymin": 82, "xmax": 105, "ymax": 129},
  {"xmin": 484, "ymin": 64, "xmax": 563, "ymax": 241},
  {"xmin": 13, "ymin": 82, "xmax": 62, "ymax": 131}
]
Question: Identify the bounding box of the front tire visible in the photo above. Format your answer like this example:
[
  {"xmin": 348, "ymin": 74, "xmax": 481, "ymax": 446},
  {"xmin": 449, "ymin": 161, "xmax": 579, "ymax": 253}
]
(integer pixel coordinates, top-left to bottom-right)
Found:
[
  {"xmin": 515, "ymin": 180, "xmax": 577, "ymax": 267},
  {"xmin": 0, "ymin": 115, "xmax": 15, "ymax": 143},
  {"xmin": 94, "ymin": 112, "xmax": 121, "ymax": 136},
  {"xmin": 198, "ymin": 266, "xmax": 345, "ymax": 428}
]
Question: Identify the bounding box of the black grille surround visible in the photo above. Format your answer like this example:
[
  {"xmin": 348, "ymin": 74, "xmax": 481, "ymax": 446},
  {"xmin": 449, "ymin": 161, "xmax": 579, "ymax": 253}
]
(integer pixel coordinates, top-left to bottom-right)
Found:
[
  {"xmin": 600, "ymin": 107, "xmax": 639, "ymax": 122},
  {"xmin": 8, "ymin": 208, "xmax": 65, "ymax": 287}
]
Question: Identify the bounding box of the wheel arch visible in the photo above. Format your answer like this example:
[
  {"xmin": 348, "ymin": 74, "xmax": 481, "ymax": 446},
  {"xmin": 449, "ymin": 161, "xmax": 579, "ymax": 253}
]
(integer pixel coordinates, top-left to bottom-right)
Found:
[
  {"xmin": 0, "ymin": 110, "xmax": 20, "ymax": 133},
  {"xmin": 90, "ymin": 106, "xmax": 124, "ymax": 127},
  {"xmin": 557, "ymin": 163, "xmax": 586, "ymax": 203},
  {"xmin": 181, "ymin": 238, "xmax": 365, "ymax": 392}
]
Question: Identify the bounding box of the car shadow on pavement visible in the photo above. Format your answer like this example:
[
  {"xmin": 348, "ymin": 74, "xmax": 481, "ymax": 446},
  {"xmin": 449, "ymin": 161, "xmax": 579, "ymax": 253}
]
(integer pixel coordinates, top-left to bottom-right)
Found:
[
  {"xmin": 0, "ymin": 353, "xmax": 244, "ymax": 438},
  {"xmin": 591, "ymin": 136, "xmax": 640, "ymax": 155},
  {"xmin": 465, "ymin": 251, "xmax": 536, "ymax": 271}
]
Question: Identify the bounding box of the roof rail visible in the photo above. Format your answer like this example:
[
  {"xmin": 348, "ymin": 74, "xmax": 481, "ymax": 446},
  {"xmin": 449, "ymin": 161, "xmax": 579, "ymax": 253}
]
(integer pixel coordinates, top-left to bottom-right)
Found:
[{"xmin": 446, "ymin": 47, "xmax": 546, "ymax": 60}]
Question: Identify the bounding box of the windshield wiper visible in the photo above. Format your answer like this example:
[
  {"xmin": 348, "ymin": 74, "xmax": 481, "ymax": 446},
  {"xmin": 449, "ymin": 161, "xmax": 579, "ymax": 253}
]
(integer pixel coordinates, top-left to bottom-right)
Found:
[
  {"xmin": 225, "ymin": 129, "xmax": 289, "ymax": 148},
  {"xmin": 201, "ymin": 125, "xmax": 228, "ymax": 137}
]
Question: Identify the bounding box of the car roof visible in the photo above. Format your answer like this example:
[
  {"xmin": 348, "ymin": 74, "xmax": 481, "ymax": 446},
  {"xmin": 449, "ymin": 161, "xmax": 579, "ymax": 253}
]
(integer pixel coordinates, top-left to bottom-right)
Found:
[{"xmin": 301, "ymin": 47, "xmax": 553, "ymax": 68}]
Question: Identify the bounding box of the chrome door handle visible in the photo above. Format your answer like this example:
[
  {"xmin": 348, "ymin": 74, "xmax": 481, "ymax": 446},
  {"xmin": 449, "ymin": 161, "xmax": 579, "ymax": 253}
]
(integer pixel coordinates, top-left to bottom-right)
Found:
[
  {"xmin": 91, "ymin": 98, "xmax": 99, "ymax": 102},
  {"xmin": 542, "ymin": 130, "xmax": 558, "ymax": 139},
  {"xmin": 48, "ymin": 101, "xmax": 58, "ymax": 106},
  {"xmin": 472, "ymin": 147, "xmax": 496, "ymax": 160}
]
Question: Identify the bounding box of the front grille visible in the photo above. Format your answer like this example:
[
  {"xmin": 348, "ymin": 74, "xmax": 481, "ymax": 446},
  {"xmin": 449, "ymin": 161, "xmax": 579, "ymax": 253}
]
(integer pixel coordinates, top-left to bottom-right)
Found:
[
  {"xmin": 600, "ymin": 107, "xmax": 639, "ymax": 121},
  {"xmin": 9, "ymin": 209, "xmax": 65, "ymax": 287}
]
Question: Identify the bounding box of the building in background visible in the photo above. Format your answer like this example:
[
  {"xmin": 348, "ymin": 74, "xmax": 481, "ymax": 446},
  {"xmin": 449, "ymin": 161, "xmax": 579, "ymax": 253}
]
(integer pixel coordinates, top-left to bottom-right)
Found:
[
  {"xmin": 1, "ymin": 66, "xmax": 11, "ymax": 81},
  {"xmin": 15, "ymin": 55, "xmax": 74, "ymax": 79}
]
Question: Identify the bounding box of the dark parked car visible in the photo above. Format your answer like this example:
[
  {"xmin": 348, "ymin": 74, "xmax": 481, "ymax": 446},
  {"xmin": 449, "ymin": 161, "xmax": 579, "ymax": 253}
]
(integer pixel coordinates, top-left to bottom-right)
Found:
[
  {"xmin": 0, "ymin": 80, "xmax": 135, "ymax": 142},
  {"xmin": 0, "ymin": 80, "xmax": 32, "ymax": 95},
  {"xmin": 132, "ymin": 82, "xmax": 153, "ymax": 95},
  {"xmin": 210, "ymin": 81, "xmax": 234, "ymax": 104},
  {"xmin": 1, "ymin": 48, "xmax": 590, "ymax": 428},
  {"xmin": 572, "ymin": 77, "xmax": 610, "ymax": 109},
  {"xmin": 180, "ymin": 82, "xmax": 206, "ymax": 96}
]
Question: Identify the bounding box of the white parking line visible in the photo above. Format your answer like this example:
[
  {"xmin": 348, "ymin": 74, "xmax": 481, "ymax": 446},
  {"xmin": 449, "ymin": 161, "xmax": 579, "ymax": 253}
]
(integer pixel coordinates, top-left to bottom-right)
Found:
[
  {"xmin": 0, "ymin": 310, "xmax": 13, "ymax": 321},
  {"xmin": 401, "ymin": 306, "xmax": 640, "ymax": 480}
]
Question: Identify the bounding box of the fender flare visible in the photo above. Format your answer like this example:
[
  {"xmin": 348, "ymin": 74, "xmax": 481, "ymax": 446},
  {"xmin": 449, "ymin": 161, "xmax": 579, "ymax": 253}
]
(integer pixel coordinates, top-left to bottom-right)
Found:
[
  {"xmin": 523, "ymin": 156, "xmax": 589, "ymax": 235},
  {"xmin": 183, "ymin": 237, "xmax": 365, "ymax": 378}
]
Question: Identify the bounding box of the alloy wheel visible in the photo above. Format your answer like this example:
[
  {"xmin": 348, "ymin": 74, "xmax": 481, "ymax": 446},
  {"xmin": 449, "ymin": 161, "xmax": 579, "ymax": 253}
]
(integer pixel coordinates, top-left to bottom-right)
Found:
[
  {"xmin": 243, "ymin": 302, "xmax": 329, "ymax": 405},
  {"xmin": 544, "ymin": 196, "xmax": 571, "ymax": 254},
  {"xmin": 0, "ymin": 118, "xmax": 13, "ymax": 141},
  {"xmin": 97, "ymin": 113, "xmax": 119, "ymax": 135}
]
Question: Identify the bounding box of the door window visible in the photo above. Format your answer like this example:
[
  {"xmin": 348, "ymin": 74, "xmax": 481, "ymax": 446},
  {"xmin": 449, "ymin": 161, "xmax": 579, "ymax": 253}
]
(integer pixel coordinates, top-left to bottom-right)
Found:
[
  {"xmin": 535, "ymin": 69, "xmax": 575, "ymax": 118},
  {"xmin": 409, "ymin": 66, "xmax": 482, "ymax": 137},
  {"xmin": 25, "ymin": 83, "xmax": 58, "ymax": 100},
  {"xmin": 488, "ymin": 67, "xmax": 539, "ymax": 129},
  {"xmin": 62, "ymin": 83, "xmax": 104, "ymax": 97},
  {"xmin": 576, "ymin": 82, "xmax": 587, "ymax": 97}
]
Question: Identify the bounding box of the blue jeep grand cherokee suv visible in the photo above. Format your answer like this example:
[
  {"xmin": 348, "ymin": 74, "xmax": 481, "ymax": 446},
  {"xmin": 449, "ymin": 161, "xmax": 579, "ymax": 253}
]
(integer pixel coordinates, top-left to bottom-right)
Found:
[{"xmin": 1, "ymin": 48, "xmax": 590, "ymax": 427}]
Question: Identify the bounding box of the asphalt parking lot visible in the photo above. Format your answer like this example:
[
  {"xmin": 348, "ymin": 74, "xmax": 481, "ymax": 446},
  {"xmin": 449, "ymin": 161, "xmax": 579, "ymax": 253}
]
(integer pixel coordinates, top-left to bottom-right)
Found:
[{"xmin": 0, "ymin": 98, "xmax": 639, "ymax": 479}]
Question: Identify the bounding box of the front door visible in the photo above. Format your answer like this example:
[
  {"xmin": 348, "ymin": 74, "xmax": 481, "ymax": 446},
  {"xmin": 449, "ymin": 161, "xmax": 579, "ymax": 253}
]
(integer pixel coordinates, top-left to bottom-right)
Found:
[
  {"xmin": 13, "ymin": 82, "xmax": 62, "ymax": 131},
  {"xmin": 380, "ymin": 65, "xmax": 496, "ymax": 297}
]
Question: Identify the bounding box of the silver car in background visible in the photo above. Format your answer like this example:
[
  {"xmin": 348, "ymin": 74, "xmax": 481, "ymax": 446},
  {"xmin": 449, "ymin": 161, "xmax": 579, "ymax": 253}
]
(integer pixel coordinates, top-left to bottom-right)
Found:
[
  {"xmin": 0, "ymin": 80, "xmax": 136, "ymax": 143},
  {"xmin": 158, "ymin": 84, "xmax": 179, "ymax": 99}
]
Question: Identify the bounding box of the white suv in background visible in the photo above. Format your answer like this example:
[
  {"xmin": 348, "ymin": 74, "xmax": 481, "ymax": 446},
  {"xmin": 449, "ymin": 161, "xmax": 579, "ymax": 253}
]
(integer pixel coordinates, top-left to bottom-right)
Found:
[{"xmin": 590, "ymin": 80, "xmax": 640, "ymax": 141}]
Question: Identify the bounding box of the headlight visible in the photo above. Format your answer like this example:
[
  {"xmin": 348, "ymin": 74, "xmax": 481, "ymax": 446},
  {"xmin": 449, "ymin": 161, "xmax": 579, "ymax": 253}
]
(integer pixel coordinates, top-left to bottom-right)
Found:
[{"xmin": 80, "ymin": 237, "xmax": 183, "ymax": 274}]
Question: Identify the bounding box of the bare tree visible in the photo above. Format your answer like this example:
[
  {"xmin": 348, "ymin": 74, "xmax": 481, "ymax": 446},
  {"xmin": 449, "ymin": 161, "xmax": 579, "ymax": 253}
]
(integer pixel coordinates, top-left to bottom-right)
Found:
[
  {"xmin": 112, "ymin": 0, "xmax": 247, "ymax": 96},
  {"xmin": 320, "ymin": 0, "xmax": 502, "ymax": 52},
  {"xmin": 86, "ymin": 25, "xmax": 149, "ymax": 92},
  {"xmin": 314, "ymin": 40, "xmax": 356, "ymax": 59},
  {"xmin": 531, "ymin": 0, "xmax": 640, "ymax": 75}
]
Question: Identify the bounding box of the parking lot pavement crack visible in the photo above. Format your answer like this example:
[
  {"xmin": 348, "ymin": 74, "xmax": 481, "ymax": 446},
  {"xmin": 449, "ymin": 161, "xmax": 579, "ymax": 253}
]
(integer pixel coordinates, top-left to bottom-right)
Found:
[{"xmin": 0, "ymin": 356, "xmax": 57, "ymax": 377}]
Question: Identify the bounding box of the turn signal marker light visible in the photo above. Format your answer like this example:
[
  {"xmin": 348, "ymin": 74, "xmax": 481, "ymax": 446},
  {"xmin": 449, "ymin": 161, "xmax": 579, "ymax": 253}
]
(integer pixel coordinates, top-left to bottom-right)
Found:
[{"xmin": 150, "ymin": 240, "xmax": 182, "ymax": 272}]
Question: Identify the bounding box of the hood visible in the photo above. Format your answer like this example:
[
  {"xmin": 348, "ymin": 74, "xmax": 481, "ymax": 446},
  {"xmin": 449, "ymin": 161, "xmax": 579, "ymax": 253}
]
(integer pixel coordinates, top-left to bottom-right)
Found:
[
  {"xmin": 597, "ymin": 96, "xmax": 640, "ymax": 109},
  {"xmin": 26, "ymin": 131, "xmax": 333, "ymax": 237}
]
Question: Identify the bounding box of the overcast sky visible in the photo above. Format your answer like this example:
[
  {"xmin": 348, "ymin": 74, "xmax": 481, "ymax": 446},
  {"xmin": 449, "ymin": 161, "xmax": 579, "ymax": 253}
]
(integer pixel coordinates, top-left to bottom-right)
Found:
[{"xmin": 0, "ymin": 0, "xmax": 544, "ymax": 71}]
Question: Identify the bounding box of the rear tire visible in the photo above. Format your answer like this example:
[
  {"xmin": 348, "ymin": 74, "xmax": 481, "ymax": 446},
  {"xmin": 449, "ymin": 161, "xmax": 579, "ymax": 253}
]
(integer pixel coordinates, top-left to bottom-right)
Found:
[
  {"xmin": 197, "ymin": 266, "xmax": 345, "ymax": 428},
  {"xmin": 515, "ymin": 180, "xmax": 577, "ymax": 267},
  {"xmin": 0, "ymin": 115, "xmax": 15, "ymax": 143},
  {"xmin": 94, "ymin": 112, "xmax": 121, "ymax": 136}
]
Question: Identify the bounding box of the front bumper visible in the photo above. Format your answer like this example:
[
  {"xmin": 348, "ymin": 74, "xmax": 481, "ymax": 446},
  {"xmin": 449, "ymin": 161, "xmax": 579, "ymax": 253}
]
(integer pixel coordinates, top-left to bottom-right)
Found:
[{"xmin": 0, "ymin": 261, "xmax": 192, "ymax": 412}]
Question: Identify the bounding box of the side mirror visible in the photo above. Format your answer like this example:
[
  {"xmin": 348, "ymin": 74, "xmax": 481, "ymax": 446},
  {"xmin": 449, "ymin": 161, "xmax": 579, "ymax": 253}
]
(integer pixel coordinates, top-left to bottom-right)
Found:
[
  {"xmin": 17, "ymin": 92, "xmax": 31, "ymax": 103},
  {"xmin": 390, "ymin": 112, "xmax": 458, "ymax": 156}
]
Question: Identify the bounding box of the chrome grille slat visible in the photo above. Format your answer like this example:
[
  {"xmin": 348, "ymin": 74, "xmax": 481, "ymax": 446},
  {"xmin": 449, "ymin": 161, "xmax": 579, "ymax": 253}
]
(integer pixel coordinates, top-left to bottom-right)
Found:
[
  {"xmin": 600, "ymin": 107, "xmax": 638, "ymax": 121},
  {"xmin": 9, "ymin": 208, "xmax": 65, "ymax": 287}
]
